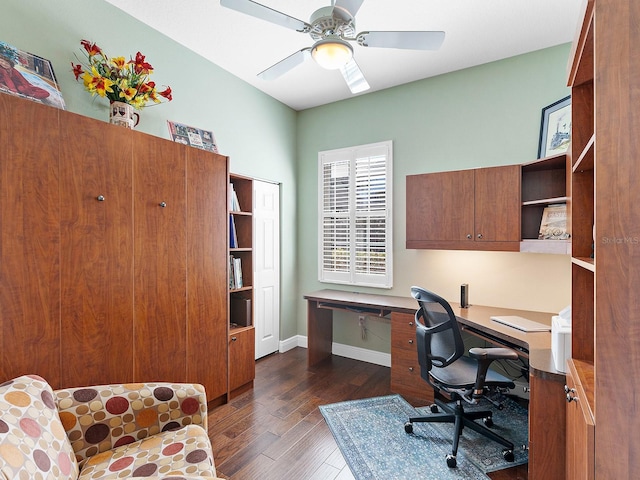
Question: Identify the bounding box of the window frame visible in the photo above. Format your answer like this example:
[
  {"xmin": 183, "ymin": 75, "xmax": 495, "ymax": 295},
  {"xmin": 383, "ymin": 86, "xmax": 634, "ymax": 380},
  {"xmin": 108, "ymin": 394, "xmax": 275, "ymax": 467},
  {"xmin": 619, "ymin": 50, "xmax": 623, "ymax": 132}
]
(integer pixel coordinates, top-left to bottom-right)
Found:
[{"xmin": 317, "ymin": 140, "xmax": 393, "ymax": 289}]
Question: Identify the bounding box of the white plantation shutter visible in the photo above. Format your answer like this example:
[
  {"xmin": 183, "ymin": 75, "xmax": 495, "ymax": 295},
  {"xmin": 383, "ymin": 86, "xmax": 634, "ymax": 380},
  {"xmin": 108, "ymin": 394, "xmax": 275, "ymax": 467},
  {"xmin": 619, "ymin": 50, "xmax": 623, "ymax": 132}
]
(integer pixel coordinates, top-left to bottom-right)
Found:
[{"xmin": 318, "ymin": 141, "xmax": 393, "ymax": 288}]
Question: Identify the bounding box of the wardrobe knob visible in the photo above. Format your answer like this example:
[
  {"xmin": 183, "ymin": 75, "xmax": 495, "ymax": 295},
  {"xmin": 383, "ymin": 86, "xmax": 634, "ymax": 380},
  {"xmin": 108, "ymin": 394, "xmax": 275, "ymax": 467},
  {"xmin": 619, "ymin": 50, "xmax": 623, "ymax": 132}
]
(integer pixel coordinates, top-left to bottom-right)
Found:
[{"xmin": 97, "ymin": 195, "xmax": 105, "ymax": 202}]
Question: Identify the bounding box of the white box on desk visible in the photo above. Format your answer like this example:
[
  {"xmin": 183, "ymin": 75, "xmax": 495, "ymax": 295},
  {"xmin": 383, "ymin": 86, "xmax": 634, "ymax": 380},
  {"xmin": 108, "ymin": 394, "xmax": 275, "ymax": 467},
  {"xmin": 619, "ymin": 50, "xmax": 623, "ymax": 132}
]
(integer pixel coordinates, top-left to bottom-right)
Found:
[{"xmin": 551, "ymin": 315, "xmax": 571, "ymax": 373}]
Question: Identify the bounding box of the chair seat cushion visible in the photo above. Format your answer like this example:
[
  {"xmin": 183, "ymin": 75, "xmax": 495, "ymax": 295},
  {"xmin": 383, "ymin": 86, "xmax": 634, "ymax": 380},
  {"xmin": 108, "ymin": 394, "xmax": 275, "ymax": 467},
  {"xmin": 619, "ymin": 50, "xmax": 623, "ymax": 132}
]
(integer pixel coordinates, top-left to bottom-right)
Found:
[
  {"xmin": 77, "ymin": 425, "xmax": 215, "ymax": 480},
  {"xmin": 431, "ymin": 355, "xmax": 514, "ymax": 389}
]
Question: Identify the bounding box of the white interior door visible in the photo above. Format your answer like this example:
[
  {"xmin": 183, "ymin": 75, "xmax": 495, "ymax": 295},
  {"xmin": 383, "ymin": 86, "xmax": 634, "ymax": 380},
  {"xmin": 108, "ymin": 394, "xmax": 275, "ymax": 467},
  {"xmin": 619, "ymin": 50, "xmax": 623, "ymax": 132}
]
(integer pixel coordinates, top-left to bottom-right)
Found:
[{"xmin": 253, "ymin": 180, "xmax": 280, "ymax": 359}]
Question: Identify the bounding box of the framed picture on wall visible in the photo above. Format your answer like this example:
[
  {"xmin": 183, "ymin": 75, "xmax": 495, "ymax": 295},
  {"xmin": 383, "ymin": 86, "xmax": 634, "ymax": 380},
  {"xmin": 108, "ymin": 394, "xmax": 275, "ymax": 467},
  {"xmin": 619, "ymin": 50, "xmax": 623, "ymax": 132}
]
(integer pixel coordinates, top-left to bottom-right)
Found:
[
  {"xmin": 538, "ymin": 95, "xmax": 571, "ymax": 158},
  {"xmin": 0, "ymin": 40, "xmax": 66, "ymax": 109}
]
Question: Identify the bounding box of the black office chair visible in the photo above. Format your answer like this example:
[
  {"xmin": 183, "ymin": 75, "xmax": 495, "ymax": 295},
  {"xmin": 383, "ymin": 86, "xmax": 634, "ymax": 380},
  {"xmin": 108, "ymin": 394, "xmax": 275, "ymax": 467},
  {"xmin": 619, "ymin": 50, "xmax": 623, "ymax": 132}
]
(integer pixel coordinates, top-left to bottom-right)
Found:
[{"xmin": 404, "ymin": 286, "xmax": 519, "ymax": 468}]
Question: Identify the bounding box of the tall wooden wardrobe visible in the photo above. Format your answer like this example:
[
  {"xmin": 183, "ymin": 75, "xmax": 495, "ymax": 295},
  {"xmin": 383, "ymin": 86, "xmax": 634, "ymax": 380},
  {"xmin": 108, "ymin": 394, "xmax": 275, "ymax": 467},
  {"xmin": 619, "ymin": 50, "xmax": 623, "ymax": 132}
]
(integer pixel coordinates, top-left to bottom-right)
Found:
[{"xmin": 0, "ymin": 94, "xmax": 228, "ymax": 402}]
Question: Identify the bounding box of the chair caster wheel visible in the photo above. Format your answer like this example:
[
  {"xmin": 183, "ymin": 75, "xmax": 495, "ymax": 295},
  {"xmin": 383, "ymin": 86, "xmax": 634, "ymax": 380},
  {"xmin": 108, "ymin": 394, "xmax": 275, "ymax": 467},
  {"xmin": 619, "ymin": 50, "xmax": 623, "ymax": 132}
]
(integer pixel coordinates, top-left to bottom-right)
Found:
[
  {"xmin": 502, "ymin": 449, "xmax": 515, "ymax": 462},
  {"xmin": 484, "ymin": 416, "xmax": 493, "ymax": 427},
  {"xmin": 404, "ymin": 422, "xmax": 413, "ymax": 434},
  {"xmin": 446, "ymin": 454, "xmax": 457, "ymax": 468},
  {"xmin": 430, "ymin": 404, "xmax": 439, "ymax": 413}
]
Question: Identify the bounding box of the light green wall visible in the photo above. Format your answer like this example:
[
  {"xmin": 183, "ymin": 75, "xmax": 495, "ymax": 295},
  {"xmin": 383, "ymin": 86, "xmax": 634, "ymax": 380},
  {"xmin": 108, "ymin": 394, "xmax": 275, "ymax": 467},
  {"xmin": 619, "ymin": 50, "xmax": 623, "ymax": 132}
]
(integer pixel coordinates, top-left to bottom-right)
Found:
[
  {"xmin": 2, "ymin": 0, "xmax": 573, "ymax": 355},
  {"xmin": 1, "ymin": 0, "xmax": 299, "ymax": 341},
  {"xmin": 296, "ymin": 45, "xmax": 572, "ymax": 350}
]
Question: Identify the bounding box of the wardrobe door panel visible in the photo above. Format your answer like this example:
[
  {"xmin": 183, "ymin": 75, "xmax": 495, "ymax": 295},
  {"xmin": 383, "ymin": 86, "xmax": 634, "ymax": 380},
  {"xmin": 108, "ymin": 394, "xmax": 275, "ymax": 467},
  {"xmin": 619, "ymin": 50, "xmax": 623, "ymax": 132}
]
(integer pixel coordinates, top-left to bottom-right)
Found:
[
  {"xmin": 186, "ymin": 149, "xmax": 228, "ymax": 400},
  {"xmin": 0, "ymin": 96, "xmax": 61, "ymax": 385},
  {"xmin": 133, "ymin": 134, "xmax": 187, "ymax": 382},
  {"xmin": 59, "ymin": 118, "xmax": 134, "ymax": 387}
]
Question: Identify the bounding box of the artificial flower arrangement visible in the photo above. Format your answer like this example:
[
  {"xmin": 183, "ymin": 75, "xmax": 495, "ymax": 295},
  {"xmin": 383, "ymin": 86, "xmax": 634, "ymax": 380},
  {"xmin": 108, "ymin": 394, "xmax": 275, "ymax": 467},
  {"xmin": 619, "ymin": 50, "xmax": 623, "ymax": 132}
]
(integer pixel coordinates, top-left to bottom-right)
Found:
[{"xmin": 72, "ymin": 39, "xmax": 172, "ymax": 109}]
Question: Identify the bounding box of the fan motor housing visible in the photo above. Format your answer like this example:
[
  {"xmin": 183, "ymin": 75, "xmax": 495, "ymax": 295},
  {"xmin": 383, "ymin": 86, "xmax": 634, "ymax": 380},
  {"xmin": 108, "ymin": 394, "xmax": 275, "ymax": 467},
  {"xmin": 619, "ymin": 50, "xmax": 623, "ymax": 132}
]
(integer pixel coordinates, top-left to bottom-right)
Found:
[{"xmin": 309, "ymin": 6, "xmax": 355, "ymax": 41}]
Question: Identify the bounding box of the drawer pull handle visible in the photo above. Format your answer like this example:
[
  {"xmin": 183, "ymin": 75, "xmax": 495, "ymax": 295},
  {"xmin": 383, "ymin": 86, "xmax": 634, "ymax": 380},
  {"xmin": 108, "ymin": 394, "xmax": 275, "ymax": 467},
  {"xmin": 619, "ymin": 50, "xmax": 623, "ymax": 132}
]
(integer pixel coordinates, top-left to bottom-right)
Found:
[
  {"xmin": 97, "ymin": 195, "xmax": 105, "ymax": 202},
  {"xmin": 159, "ymin": 201, "xmax": 167, "ymax": 208}
]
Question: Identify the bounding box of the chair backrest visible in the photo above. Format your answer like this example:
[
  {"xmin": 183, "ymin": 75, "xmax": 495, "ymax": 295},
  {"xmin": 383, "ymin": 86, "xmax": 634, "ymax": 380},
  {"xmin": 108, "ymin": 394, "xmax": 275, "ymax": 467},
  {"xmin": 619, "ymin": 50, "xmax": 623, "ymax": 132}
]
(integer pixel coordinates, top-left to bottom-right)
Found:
[{"xmin": 410, "ymin": 286, "xmax": 466, "ymax": 378}]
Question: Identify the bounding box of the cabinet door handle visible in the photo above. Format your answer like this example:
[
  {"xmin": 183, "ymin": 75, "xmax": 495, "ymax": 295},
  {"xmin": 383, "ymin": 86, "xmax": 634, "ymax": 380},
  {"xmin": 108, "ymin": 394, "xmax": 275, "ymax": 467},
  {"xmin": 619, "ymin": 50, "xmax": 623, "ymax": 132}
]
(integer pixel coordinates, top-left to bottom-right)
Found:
[
  {"xmin": 408, "ymin": 339, "xmax": 414, "ymax": 344},
  {"xmin": 231, "ymin": 336, "xmax": 237, "ymax": 342},
  {"xmin": 97, "ymin": 195, "xmax": 105, "ymax": 202},
  {"xmin": 408, "ymin": 322, "xmax": 414, "ymax": 327},
  {"xmin": 408, "ymin": 367, "xmax": 414, "ymax": 372},
  {"xmin": 159, "ymin": 202, "xmax": 167, "ymax": 208},
  {"xmin": 564, "ymin": 385, "xmax": 577, "ymax": 403},
  {"xmin": 466, "ymin": 234, "xmax": 472, "ymax": 239},
  {"xmin": 477, "ymin": 233, "xmax": 483, "ymax": 239}
]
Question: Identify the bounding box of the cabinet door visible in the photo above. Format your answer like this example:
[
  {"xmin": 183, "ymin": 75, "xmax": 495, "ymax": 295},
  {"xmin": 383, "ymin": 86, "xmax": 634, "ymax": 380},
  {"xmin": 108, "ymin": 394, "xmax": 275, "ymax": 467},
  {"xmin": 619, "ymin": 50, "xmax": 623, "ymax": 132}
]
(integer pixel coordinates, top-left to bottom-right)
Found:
[
  {"xmin": 474, "ymin": 165, "xmax": 521, "ymax": 243},
  {"xmin": 0, "ymin": 95, "xmax": 61, "ymax": 385},
  {"xmin": 229, "ymin": 327, "xmax": 255, "ymax": 392},
  {"xmin": 528, "ymin": 373, "xmax": 566, "ymax": 479},
  {"xmin": 133, "ymin": 133, "xmax": 187, "ymax": 382},
  {"xmin": 59, "ymin": 117, "xmax": 134, "ymax": 386},
  {"xmin": 406, "ymin": 170, "xmax": 475, "ymax": 247},
  {"xmin": 566, "ymin": 365, "xmax": 594, "ymax": 480},
  {"xmin": 186, "ymin": 148, "xmax": 228, "ymax": 401}
]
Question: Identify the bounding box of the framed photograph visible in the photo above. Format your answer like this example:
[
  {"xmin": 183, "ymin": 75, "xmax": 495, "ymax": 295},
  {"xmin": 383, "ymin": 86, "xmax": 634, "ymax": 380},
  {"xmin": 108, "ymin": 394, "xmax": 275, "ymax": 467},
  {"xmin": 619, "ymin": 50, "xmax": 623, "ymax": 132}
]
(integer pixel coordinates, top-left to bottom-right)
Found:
[
  {"xmin": 167, "ymin": 120, "xmax": 218, "ymax": 153},
  {"xmin": 0, "ymin": 40, "xmax": 66, "ymax": 109},
  {"xmin": 538, "ymin": 95, "xmax": 571, "ymax": 158}
]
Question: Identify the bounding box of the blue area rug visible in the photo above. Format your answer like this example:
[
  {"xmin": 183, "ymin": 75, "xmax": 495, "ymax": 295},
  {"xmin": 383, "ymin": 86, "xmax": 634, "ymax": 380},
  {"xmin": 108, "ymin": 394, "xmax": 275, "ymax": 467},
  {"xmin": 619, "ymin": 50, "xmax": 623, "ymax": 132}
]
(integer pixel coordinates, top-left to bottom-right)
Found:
[{"xmin": 319, "ymin": 394, "xmax": 528, "ymax": 480}]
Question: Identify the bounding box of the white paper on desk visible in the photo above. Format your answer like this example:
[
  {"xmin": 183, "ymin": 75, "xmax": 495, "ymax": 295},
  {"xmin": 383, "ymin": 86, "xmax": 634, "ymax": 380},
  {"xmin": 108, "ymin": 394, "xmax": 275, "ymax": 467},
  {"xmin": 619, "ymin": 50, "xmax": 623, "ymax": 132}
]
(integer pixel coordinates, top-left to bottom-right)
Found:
[{"xmin": 490, "ymin": 315, "xmax": 551, "ymax": 332}]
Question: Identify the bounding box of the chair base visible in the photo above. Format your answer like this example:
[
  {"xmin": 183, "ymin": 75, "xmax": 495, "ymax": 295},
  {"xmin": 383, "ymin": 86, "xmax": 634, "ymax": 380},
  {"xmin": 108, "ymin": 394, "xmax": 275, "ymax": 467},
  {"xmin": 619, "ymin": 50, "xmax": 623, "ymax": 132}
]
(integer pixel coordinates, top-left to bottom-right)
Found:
[{"xmin": 404, "ymin": 398, "xmax": 515, "ymax": 468}]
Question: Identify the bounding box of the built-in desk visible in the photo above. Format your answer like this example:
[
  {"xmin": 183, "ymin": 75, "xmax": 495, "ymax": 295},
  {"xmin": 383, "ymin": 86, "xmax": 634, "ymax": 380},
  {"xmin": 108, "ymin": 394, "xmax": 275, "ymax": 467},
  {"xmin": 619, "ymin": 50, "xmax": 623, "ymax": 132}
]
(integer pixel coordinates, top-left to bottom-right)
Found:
[{"xmin": 304, "ymin": 289, "xmax": 566, "ymax": 479}]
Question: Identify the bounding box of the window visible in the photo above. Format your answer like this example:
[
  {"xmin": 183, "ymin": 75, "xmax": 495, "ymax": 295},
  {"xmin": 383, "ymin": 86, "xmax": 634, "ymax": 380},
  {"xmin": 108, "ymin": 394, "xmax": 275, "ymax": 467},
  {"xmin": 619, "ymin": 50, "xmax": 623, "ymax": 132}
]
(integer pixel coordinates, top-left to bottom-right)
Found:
[{"xmin": 318, "ymin": 140, "xmax": 393, "ymax": 288}]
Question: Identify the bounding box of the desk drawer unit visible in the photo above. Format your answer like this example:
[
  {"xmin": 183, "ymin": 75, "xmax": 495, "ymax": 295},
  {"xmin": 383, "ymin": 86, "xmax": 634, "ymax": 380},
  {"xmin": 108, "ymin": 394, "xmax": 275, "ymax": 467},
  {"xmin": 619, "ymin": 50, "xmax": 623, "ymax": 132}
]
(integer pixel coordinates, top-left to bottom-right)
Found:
[{"xmin": 390, "ymin": 312, "xmax": 434, "ymax": 402}]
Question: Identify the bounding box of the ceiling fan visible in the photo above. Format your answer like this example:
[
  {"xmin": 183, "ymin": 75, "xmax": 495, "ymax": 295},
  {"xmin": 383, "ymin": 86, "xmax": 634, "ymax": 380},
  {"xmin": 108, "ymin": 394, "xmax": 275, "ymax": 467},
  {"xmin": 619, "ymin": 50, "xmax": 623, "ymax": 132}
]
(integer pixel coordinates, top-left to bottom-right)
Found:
[{"xmin": 220, "ymin": 0, "xmax": 445, "ymax": 94}]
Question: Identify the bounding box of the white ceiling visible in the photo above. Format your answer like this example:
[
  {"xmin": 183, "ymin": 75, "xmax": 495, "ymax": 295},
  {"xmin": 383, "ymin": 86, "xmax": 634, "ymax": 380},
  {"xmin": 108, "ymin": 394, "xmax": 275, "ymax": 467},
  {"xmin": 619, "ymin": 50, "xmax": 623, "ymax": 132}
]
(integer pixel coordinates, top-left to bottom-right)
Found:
[{"xmin": 105, "ymin": 0, "xmax": 583, "ymax": 111}]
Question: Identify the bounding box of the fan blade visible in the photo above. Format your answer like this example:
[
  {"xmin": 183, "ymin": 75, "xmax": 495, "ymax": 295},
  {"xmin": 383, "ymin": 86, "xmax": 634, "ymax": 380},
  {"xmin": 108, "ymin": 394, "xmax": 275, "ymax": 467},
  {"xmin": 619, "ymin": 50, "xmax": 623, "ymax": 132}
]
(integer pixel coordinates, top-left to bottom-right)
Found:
[
  {"xmin": 357, "ymin": 31, "xmax": 445, "ymax": 50},
  {"xmin": 258, "ymin": 48, "xmax": 311, "ymax": 81},
  {"xmin": 333, "ymin": 0, "xmax": 365, "ymax": 17},
  {"xmin": 220, "ymin": 0, "xmax": 311, "ymax": 32},
  {"xmin": 339, "ymin": 59, "xmax": 370, "ymax": 94}
]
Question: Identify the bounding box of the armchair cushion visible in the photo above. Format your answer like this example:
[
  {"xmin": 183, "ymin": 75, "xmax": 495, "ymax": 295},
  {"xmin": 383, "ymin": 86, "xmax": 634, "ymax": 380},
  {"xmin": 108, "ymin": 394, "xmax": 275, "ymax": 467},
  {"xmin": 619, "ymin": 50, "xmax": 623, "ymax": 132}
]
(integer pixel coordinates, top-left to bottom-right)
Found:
[
  {"xmin": 0, "ymin": 375, "xmax": 79, "ymax": 479},
  {"xmin": 76, "ymin": 424, "xmax": 214, "ymax": 479}
]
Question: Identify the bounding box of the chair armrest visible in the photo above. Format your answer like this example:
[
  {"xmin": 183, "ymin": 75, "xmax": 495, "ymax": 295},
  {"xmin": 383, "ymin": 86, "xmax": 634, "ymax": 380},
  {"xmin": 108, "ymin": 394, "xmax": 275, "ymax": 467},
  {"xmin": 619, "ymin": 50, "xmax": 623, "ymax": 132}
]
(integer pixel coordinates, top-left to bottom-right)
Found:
[
  {"xmin": 468, "ymin": 347, "xmax": 519, "ymax": 398},
  {"xmin": 54, "ymin": 382, "xmax": 208, "ymax": 465},
  {"xmin": 468, "ymin": 347, "xmax": 519, "ymax": 362}
]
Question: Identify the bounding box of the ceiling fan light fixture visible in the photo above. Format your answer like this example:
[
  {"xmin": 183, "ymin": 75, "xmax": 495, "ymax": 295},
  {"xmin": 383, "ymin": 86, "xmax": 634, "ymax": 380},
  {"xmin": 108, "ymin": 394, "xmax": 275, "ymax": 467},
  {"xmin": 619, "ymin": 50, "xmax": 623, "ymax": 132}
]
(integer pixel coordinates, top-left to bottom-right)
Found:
[{"xmin": 311, "ymin": 37, "xmax": 353, "ymax": 70}]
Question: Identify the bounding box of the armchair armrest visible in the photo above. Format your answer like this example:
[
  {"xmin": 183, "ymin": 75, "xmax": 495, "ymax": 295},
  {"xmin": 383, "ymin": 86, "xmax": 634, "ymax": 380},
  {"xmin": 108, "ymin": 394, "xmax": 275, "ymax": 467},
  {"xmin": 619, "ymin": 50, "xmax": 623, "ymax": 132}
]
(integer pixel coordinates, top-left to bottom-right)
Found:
[
  {"xmin": 54, "ymin": 382, "xmax": 208, "ymax": 465},
  {"xmin": 468, "ymin": 347, "xmax": 519, "ymax": 398}
]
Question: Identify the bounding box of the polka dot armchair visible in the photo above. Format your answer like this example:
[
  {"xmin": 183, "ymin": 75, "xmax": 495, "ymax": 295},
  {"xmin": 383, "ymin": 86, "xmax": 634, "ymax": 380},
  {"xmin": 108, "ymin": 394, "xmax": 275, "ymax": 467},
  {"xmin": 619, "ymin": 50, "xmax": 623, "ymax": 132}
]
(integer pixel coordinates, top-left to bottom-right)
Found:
[{"xmin": 0, "ymin": 375, "xmax": 220, "ymax": 479}]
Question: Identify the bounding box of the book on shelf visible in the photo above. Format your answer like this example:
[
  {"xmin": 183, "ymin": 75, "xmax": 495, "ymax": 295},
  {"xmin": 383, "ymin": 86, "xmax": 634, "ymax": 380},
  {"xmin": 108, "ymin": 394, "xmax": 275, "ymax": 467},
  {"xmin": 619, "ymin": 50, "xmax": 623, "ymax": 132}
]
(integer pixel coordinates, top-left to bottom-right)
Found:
[
  {"xmin": 229, "ymin": 214, "xmax": 238, "ymax": 248},
  {"xmin": 538, "ymin": 204, "xmax": 570, "ymax": 240},
  {"xmin": 229, "ymin": 183, "xmax": 241, "ymax": 212},
  {"xmin": 229, "ymin": 255, "xmax": 244, "ymax": 290},
  {"xmin": 233, "ymin": 257, "xmax": 243, "ymax": 289}
]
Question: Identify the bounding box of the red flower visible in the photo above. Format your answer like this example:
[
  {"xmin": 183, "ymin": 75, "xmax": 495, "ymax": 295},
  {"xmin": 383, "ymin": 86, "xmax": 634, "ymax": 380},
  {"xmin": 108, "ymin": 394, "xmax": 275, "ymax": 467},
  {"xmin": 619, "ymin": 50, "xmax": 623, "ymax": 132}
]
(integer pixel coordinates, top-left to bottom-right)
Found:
[
  {"xmin": 80, "ymin": 39, "xmax": 102, "ymax": 56},
  {"xmin": 71, "ymin": 63, "xmax": 84, "ymax": 80},
  {"xmin": 132, "ymin": 51, "xmax": 153, "ymax": 75},
  {"xmin": 159, "ymin": 86, "xmax": 172, "ymax": 101}
]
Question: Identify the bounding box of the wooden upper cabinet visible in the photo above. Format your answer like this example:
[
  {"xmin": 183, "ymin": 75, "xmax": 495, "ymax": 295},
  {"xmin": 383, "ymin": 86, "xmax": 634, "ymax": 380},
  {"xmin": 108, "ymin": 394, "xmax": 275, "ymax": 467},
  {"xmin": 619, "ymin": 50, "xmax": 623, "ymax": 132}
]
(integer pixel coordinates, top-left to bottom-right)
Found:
[
  {"xmin": 406, "ymin": 169, "xmax": 474, "ymax": 245},
  {"xmin": 406, "ymin": 165, "xmax": 520, "ymax": 251},
  {"xmin": 133, "ymin": 132, "xmax": 188, "ymax": 383},
  {"xmin": 473, "ymin": 165, "xmax": 520, "ymax": 245},
  {"xmin": 0, "ymin": 95, "xmax": 62, "ymax": 386},
  {"xmin": 59, "ymin": 115, "xmax": 135, "ymax": 386}
]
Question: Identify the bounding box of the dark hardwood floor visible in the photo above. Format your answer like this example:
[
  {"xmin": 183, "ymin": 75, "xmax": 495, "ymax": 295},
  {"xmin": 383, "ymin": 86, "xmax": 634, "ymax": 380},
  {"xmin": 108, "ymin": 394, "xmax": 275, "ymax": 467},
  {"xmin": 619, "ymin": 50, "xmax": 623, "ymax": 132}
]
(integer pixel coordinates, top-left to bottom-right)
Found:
[{"xmin": 207, "ymin": 347, "xmax": 527, "ymax": 480}]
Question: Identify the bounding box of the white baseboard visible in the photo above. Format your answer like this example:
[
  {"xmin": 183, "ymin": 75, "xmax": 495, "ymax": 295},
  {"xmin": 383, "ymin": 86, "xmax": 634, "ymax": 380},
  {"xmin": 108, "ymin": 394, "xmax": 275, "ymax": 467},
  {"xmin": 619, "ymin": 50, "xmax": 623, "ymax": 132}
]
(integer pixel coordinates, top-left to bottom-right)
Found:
[{"xmin": 279, "ymin": 335, "xmax": 390, "ymax": 368}]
